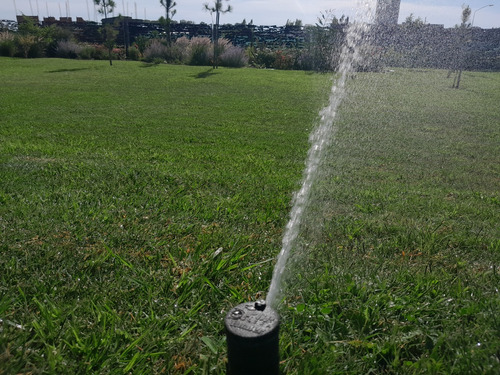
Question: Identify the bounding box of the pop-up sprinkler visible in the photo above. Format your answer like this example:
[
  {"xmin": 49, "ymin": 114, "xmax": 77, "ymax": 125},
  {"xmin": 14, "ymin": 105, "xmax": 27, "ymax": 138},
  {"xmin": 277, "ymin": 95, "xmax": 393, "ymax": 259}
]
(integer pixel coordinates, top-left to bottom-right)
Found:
[{"xmin": 225, "ymin": 300, "xmax": 280, "ymax": 375}]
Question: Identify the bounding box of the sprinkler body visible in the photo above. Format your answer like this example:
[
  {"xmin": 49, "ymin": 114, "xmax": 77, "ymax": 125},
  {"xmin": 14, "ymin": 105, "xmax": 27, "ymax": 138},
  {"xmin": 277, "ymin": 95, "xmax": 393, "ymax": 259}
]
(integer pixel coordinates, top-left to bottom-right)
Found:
[{"xmin": 225, "ymin": 300, "xmax": 280, "ymax": 375}]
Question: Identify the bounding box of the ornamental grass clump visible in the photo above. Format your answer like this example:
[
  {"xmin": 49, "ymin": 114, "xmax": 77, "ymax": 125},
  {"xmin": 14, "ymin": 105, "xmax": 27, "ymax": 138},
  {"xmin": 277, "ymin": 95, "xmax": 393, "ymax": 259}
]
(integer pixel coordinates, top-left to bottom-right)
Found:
[
  {"xmin": 127, "ymin": 46, "xmax": 140, "ymax": 61},
  {"xmin": 55, "ymin": 40, "xmax": 83, "ymax": 59},
  {"xmin": 174, "ymin": 36, "xmax": 191, "ymax": 63},
  {"xmin": 188, "ymin": 37, "xmax": 211, "ymax": 66},
  {"xmin": 77, "ymin": 45, "xmax": 96, "ymax": 60},
  {"xmin": 143, "ymin": 39, "xmax": 169, "ymax": 63},
  {"xmin": 214, "ymin": 38, "xmax": 231, "ymax": 56},
  {"xmin": 219, "ymin": 45, "xmax": 248, "ymax": 68},
  {"xmin": 0, "ymin": 31, "xmax": 15, "ymax": 57}
]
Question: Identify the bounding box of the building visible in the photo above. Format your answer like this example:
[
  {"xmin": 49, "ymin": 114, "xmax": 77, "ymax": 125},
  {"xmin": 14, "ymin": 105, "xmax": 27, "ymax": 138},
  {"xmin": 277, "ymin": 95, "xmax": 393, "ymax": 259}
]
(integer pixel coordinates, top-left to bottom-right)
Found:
[
  {"xmin": 16, "ymin": 15, "xmax": 40, "ymax": 25},
  {"xmin": 1, "ymin": 19, "xmax": 18, "ymax": 31},
  {"xmin": 375, "ymin": 0, "xmax": 401, "ymax": 26}
]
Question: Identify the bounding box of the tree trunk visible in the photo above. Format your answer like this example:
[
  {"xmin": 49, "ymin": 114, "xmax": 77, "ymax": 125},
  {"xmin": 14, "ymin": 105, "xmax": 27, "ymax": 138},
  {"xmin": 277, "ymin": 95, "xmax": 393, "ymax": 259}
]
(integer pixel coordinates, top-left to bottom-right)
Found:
[
  {"xmin": 454, "ymin": 69, "xmax": 462, "ymax": 89},
  {"xmin": 166, "ymin": 17, "xmax": 171, "ymax": 45},
  {"xmin": 214, "ymin": 11, "xmax": 220, "ymax": 69}
]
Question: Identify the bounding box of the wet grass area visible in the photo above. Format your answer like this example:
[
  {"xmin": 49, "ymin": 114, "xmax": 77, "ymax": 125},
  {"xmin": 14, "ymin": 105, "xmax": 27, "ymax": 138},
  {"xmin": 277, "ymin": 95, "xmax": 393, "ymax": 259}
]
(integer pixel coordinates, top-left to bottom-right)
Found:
[{"xmin": 0, "ymin": 58, "xmax": 499, "ymax": 374}]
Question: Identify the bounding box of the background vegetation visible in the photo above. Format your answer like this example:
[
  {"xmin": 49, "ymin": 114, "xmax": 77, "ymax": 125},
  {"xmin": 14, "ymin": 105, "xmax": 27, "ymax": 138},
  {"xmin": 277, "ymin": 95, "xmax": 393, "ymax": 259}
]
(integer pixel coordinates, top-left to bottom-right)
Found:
[
  {"xmin": 2, "ymin": 11, "xmax": 498, "ymax": 71},
  {"xmin": 0, "ymin": 17, "xmax": 250, "ymax": 68},
  {"xmin": 0, "ymin": 58, "xmax": 499, "ymax": 374},
  {"xmin": 0, "ymin": 12, "xmax": 377, "ymax": 71}
]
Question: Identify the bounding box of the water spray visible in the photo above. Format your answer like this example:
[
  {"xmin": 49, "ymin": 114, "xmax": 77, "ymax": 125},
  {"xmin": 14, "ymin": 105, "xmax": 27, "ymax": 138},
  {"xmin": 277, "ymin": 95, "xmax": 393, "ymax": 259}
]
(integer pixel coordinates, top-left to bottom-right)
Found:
[
  {"xmin": 225, "ymin": 300, "xmax": 280, "ymax": 375},
  {"xmin": 225, "ymin": 3, "xmax": 374, "ymax": 372}
]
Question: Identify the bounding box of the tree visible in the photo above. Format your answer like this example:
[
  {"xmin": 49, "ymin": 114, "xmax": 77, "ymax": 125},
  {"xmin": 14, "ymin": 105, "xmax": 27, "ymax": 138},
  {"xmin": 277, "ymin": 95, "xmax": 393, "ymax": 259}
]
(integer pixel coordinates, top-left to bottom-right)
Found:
[
  {"xmin": 304, "ymin": 10, "xmax": 348, "ymax": 72},
  {"xmin": 400, "ymin": 14, "xmax": 429, "ymax": 68},
  {"xmin": 452, "ymin": 5, "xmax": 472, "ymax": 88},
  {"xmin": 101, "ymin": 20, "xmax": 119, "ymax": 65},
  {"xmin": 94, "ymin": 1, "xmax": 117, "ymax": 65},
  {"xmin": 134, "ymin": 35, "xmax": 149, "ymax": 55},
  {"xmin": 15, "ymin": 16, "xmax": 68, "ymax": 58},
  {"xmin": 159, "ymin": 0, "xmax": 177, "ymax": 45},
  {"xmin": 16, "ymin": 17, "xmax": 43, "ymax": 58},
  {"xmin": 286, "ymin": 19, "xmax": 302, "ymax": 27},
  {"xmin": 93, "ymin": 0, "xmax": 116, "ymax": 19},
  {"xmin": 461, "ymin": 5, "xmax": 472, "ymax": 27},
  {"xmin": 203, "ymin": 0, "xmax": 232, "ymax": 69},
  {"xmin": 402, "ymin": 13, "xmax": 426, "ymax": 28}
]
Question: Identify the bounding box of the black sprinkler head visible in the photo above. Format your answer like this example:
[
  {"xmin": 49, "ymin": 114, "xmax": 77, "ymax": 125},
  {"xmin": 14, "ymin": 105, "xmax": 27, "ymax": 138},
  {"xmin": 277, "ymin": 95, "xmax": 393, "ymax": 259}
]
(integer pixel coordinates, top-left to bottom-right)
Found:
[{"xmin": 225, "ymin": 301, "xmax": 280, "ymax": 375}]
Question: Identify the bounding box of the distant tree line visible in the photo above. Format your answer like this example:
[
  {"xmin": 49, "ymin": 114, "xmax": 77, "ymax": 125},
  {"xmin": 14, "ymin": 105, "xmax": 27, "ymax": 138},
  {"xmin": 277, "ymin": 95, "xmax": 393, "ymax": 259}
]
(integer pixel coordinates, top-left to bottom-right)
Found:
[
  {"xmin": 1, "ymin": 7, "xmax": 499, "ymax": 72},
  {"xmin": 371, "ymin": 11, "xmax": 500, "ymax": 72}
]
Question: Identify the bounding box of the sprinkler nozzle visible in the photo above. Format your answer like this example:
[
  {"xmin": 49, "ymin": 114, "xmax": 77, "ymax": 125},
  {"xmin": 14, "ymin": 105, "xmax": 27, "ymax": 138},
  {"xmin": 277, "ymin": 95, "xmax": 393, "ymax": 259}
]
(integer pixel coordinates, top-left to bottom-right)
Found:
[
  {"xmin": 225, "ymin": 301, "xmax": 280, "ymax": 375},
  {"xmin": 254, "ymin": 300, "xmax": 266, "ymax": 311}
]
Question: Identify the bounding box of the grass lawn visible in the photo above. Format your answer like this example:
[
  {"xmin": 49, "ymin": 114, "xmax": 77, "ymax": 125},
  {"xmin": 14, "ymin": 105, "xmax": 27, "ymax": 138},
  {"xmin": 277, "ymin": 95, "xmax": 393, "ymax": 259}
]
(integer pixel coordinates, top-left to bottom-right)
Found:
[{"xmin": 0, "ymin": 57, "xmax": 499, "ymax": 374}]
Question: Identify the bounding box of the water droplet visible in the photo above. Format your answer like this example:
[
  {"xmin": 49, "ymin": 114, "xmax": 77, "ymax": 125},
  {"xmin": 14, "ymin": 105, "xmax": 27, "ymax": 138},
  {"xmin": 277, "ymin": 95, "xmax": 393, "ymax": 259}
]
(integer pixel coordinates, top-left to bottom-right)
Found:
[
  {"xmin": 266, "ymin": 8, "xmax": 375, "ymax": 307},
  {"xmin": 231, "ymin": 309, "xmax": 243, "ymax": 319},
  {"xmin": 476, "ymin": 342, "xmax": 481, "ymax": 347}
]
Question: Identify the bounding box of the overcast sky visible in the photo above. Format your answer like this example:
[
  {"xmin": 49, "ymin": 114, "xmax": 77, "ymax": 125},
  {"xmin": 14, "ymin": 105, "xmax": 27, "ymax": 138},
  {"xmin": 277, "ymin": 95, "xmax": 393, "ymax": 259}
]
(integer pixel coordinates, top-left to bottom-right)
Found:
[{"xmin": 3, "ymin": 0, "xmax": 499, "ymax": 28}]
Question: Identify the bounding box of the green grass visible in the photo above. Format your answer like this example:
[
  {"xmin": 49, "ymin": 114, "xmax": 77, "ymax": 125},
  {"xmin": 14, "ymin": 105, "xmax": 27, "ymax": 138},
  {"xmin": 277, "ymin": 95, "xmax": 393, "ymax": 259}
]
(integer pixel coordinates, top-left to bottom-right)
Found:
[
  {"xmin": 0, "ymin": 58, "xmax": 499, "ymax": 374},
  {"xmin": 279, "ymin": 69, "xmax": 500, "ymax": 374}
]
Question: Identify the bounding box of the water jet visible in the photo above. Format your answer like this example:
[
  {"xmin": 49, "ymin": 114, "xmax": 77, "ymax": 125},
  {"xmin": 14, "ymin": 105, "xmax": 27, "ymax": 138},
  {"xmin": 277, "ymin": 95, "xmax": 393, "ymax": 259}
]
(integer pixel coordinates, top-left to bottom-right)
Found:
[{"xmin": 224, "ymin": 3, "xmax": 375, "ymax": 372}]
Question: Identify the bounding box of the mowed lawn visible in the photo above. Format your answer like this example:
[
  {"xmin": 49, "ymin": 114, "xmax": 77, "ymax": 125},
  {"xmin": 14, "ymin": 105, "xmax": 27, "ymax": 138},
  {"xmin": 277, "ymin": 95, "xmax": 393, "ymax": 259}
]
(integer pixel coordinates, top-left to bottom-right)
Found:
[{"xmin": 0, "ymin": 57, "xmax": 499, "ymax": 374}]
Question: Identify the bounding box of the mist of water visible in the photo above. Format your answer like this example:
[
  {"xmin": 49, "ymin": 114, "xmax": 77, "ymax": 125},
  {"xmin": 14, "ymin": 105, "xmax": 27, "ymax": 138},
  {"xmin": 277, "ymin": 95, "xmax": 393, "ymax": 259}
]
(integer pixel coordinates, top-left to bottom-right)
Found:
[{"xmin": 266, "ymin": 2, "xmax": 375, "ymax": 308}]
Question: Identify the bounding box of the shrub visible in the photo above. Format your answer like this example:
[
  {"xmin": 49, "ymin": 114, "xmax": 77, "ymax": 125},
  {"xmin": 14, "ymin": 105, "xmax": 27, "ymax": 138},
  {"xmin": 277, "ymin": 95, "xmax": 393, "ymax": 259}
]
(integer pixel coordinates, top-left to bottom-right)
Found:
[
  {"xmin": 295, "ymin": 50, "xmax": 315, "ymax": 71},
  {"xmin": 127, "ymin": 46, "xmax": 140, "ymax": 61},
  {"xmin": 15, "ymin": 18, "xmax": 45, "ymax": 58},
  {"xmin": 112, "ymin": 47, "xmax": 126, "ymax": 60},
  {"xmin": 134, "ymin": 35, "xmax": 149, "ymax": 55},
  {"xmin": 28, "ymin": 43, "xmax": 45, "ymax": 58},
  {"xmin": 188, "ymin": 37, "xmax": 211, "ymax": 66},
  {"xmin": 0, "ymin": 31, "xmax": 14, "ymax": 42},
  {"xmin": 92, "ymin": 45, "xmax": 109, "ymax": 60},
  {"xmin": 152, "ymin": 57, "xmax": 163, "ymax": 65},
  {"xmin": 219, "ymin": 46, "xmax": 248, "ymax": 68},
  {"xmin": 214, "ymin": 38, "xmax": 230, "ymax": 57},
  {"xmin": 78, "ymin": 44, "xmax": 96, "ymax": 60},
  {"xmin": 273, "ymin": 50, "xmax": 295, "ymax": 70},
  {"xmin": 55, "ymin": 40, "xmax": 82, "ymax": 59},
  {"xmin": 164, "ymin": 43, "xmax": 185, "ymax": 64},
  {"xmin": 45, "ymin": 25, "xmax": 75, "ymax": 57},
  {"xmin": 15, "ymin": 34, "xmax": 37, "ymax": 58},
  {"xmin": 0, "ymin": 32, "xmax": 16, "ymax": 57},
  {"xmin": 174, "ymin": 36, "xmax": 191, "ymax": 63},
  {"xmin": 0, "ymin": 39, "xmax": 15, "ymax": 57},
  {"xmin": 355, "ymin": 44, "xmax": 384, "ymax": 72},
  {"xmin": 252, "ymin": 48, "xmax": 276, "ymax": 68},
  {"xmin": 209, "ymin": 38, "xmax": 231, "ymax": 67},
  {"xmin": 142, "ymin": 38, "xmax": 187, "ymax": 64},
  {"xmin": 143, "ymin": 39, "xmax": 168, "ymax": 63}
]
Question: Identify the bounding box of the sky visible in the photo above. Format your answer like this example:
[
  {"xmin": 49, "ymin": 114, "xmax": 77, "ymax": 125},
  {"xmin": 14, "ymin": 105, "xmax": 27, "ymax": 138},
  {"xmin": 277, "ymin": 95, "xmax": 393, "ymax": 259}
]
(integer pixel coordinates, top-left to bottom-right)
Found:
[{"xmin": 3, "ymin": 0, "xmax": 499, "ymax": 29}]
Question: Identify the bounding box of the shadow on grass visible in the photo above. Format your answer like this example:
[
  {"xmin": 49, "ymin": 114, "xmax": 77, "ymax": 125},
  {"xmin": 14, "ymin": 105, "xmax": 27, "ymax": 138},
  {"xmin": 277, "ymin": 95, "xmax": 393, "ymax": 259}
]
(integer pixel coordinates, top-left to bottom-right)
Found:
[
  {"xmin": 47, "ymin": 68, "xmax": 90, "ymax": 73},
  {"xmin": 194, "ymin": 69, "xmax": 218, "ymax": 79},
  {"xmin": 140, "ymin": 62, "xmax": 160, "ymax": 68}
]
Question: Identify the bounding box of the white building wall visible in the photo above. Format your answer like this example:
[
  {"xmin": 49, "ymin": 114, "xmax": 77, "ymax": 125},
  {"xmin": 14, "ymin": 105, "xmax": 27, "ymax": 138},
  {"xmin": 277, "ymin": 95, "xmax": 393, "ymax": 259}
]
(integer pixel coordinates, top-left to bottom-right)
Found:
[{"xmin": 375, "ymin": 0, "xmax": 401, "ymax": 25}]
